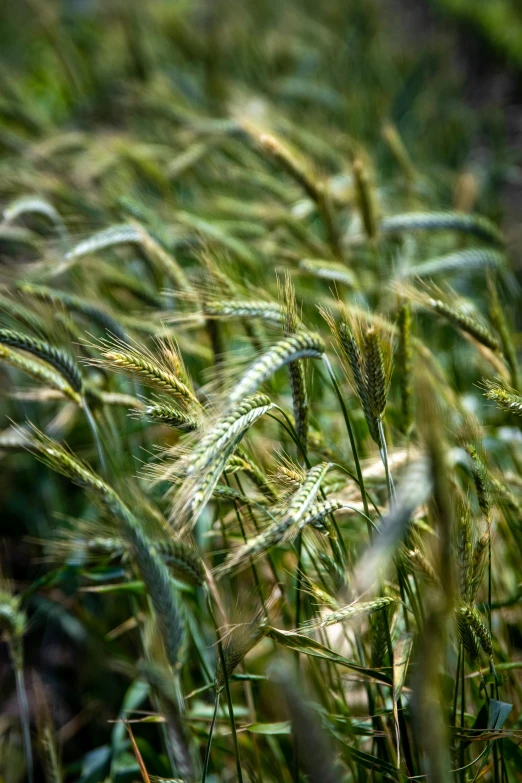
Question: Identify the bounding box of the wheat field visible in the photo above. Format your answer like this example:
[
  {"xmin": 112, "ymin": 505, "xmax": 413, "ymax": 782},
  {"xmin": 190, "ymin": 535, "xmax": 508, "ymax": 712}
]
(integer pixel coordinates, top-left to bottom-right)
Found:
[{"xmin": 1, "ymin": 1, "xmax": 522, "ymax": 782}]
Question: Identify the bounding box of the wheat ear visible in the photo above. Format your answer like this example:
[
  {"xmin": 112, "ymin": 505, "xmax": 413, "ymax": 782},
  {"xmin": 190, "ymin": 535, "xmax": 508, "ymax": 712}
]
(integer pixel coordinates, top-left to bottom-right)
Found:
[
  {"xmin": 26, "ymin": 430, "xmax": 186, "ymax": 669},
  {"xmin": 397, "ymin": 302, "xmax": 413, "ymax": 434},
  {"xmin": 284, "ymin": 274, "xmax": 309, "ymax": 452},
  {"xmin": 482, "ymin": 379, "xmax": 522, "ymax": 415},
  {"xmin": 215, "ymin": 463, "xmax": 331, "ymax": 576},
  {"xmin": 300, "ymin": 597, "xmax": 395, "ymax": 632},
  {"xmin": 0, "ymin": 343, "xmax": 82, "ymax": 404},
  {"xmin": 0, "ymin": 328, "xmax": 82, "ymax": 396},
  {"xmin": 226, "ymin": 332, "xmax": 324, "ymax": 411}
]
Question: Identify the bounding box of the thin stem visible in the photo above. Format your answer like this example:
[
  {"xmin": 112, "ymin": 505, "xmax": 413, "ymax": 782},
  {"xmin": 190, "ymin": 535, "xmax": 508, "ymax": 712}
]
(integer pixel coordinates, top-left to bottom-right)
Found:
[
  {"xmin": 14, "ymin": 662, "xmax": 33, "ymax": 783},
  {"xmin": 453, "ymin": 644, "xmax": 462, "ymax": 728},
  {"xmin": 270, "ymin": 407, "xmax": 347, "ymax": 557},
  {"xmin": 459, "ymin": 645, "xmax": 465, "ymax": 782},
  {"xmin": 226, "ymin": 474, "xmax": 266, "ymax": 614},
  {"xmin": 202, "ymin": 694, "xmax": 220, "ymax": 783},
  {"xmin": 206, "ymin": 595, "xmax": 243, "ymax": 783},
  {"xmin": 377, "ymin": 419, "xmax": 396, "ymax": 508},
  {"xmin": 83, "ymin": 399, "xmax": 107, "ymax": 475},
  {"xmin": 322, "ymin": 356, "xmax": 370, "ymax": 523}
]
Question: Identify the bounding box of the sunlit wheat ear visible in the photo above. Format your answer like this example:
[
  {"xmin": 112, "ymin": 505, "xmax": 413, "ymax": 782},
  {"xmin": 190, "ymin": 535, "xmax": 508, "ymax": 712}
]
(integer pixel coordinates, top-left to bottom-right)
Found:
[
  {"xmin": 456, "ymin": 499, "xmax": 473, "ymax": 604},
  {"xmin": 22, "ymin": 428, "xmax": 112, "ymax": 497},
  {"xmin": 23, "ymin": 429, "xmax": 186, "ymax": 669},
  {"xmin": 86, "ymin": 333, "xmax": 199, "ymax": 406},
  {"xmin": 137, "ymin": 400, "xmax": 200, "ymax": 431},
  {"xmin": 301, "ymin": 576, "xmax": 340, "ymax": 611},
  {"xmin": 300, "ymin": 596, "xmax": 396, "ymax": 632},
  {"xmin": 283, "ymin": 272, "xmax": 309, "ymax": 451},
  {"xmin": 0, "ymin": 328, "xmax": 83, "ymax": 398},
  {"xmin": 270, "ymin": 458, "xmax": 306, "ymax": 496},
  {"xmin": 215, "ymin": 462, "xmax": 332, "ymax": 577},
  {"xmin": 481, "ymin": 379, "xmax": 522, "ymax": 414},
  {"xmin": 224, "ymin": 331, "xmax": 324, "ymax": 412},
  {"xmin": 166, "ymin": 394, "xmax": 274, "ymax": 529}
]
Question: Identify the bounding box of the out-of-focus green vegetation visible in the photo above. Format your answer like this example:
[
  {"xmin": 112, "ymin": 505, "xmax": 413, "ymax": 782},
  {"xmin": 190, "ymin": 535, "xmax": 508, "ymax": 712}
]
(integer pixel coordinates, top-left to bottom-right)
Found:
[
  {"xmin": 434, "ymin": 0, "xmax": 522, "ymax": 67},
  {"xmin": 1, "ymin": 2, "xmax": 522, "ymax": 782}
]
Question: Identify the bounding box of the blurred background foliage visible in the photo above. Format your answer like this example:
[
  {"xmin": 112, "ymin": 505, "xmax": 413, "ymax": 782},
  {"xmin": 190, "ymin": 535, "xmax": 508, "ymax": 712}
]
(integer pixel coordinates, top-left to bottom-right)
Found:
[{"xmin": 1, "ymin": 1, "xmax": 522, "ymax": 782}]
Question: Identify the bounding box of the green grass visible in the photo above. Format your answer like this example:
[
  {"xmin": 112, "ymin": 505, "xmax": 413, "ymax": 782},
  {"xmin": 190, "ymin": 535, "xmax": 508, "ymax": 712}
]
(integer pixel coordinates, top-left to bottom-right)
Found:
[{"xmin": 0, "ymin": 2, "xmax": 521, "ymax": 782}]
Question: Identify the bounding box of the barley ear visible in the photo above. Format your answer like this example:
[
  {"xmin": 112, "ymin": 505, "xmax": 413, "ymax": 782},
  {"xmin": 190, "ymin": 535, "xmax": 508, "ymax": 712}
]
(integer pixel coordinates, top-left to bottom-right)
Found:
[
  {"xmin": 363, "ymin": 327, "xmax": 390, "ymax": 421},
  {"xmin": 283, "ymin": 273, "xmax": 309, "ymax": 453},
  {"xmin": 397, "ymin": 302, "xmax": 413, "ymax": 434},
  {"xmin": 466, "ymin": 444, "xmax": 491, "ymax": 523},
  {"xmin": 456, "ymin": 501, "xmax": 473, "ymax": 604},
  {"xmin": 482, "ymin": 379, "xmax": 522, "ymax": 416}
]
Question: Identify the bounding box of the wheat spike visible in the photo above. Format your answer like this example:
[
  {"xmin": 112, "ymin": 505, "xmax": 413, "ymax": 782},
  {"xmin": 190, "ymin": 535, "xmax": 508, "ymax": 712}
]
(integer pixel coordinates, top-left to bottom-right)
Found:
[
  {"xmin": 457, "ymin": 605, "xmax": 493, "ymax": 659},
  {"xmin": 0, "ymin": 343, "xmax": 81, "ymax": 404},
  {"xmin": 141, "ymin": 401, "xmax": 199, "ymax": 431},
  {"xmin": 25, "ymin": 430, "xmax": 186, "ymax": 669},
  {"xmin": 301, "ymin": 597, "xmax": 395, "ymax": 632},
  {"xmin": 284, "ymin": 274, "xmax": 309, "ymax": 451},
  {"xmin": 397, "ymin": 302, "xmax": 413, "ymax": 434},
  {"xmin": 482, "ymin": 380, "xmax": 522, "ymax": 415},
  {"xmin": 457, "ymin": 503, "xmax": 473, "ymax": 604},
  {"xmin": 216, "ymin": 462, "xmax": 331, "ymax": 576},
  {"xmin": 380, "ymin": 211, "xmax": 503, "ymax": 246},
  {"xmin": 428, "ymin": 298, "xmax": 500, "ymax": 353},
  {"xmin": 226, "ymin": 332, "xmax": 324, "ymax": 410},
  {"xmin": 0, "ymin": 328, "xmax": 82, "ymax": 395}
]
